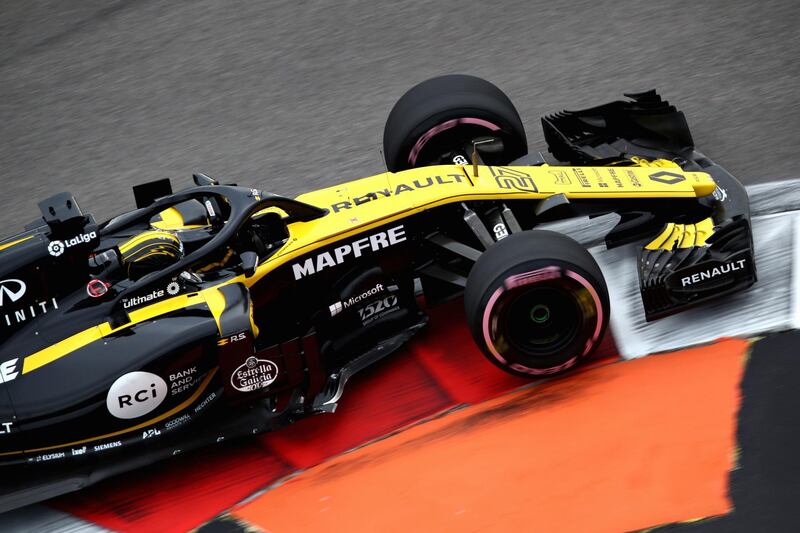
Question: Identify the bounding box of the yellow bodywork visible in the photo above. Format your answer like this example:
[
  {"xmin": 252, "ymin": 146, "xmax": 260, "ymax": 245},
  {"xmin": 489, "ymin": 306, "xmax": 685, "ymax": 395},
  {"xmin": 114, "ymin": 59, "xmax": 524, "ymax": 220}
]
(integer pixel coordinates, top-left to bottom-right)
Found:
[
  {"xmin": 150, "ymin": 206, "xmax": 207, "ymax": 231},
  {"xmin": 0, "ymin": 160, "xmax": 716, "ymax": 455},
  {"xmin": 2, "ymin": 162, "xmax": 716, "ymax": 452},
  {"xmin": 17, "ymin": 163, "xmax": 715, "ymax": 377},
  {"xmin": 0, "ymin": 236, "xmax": 33, "ymax": 252},
  {"xmin": 253, "ymin": 164, "xmax": 715, "ymax": 285},
  {"xmin": 645, "ymin": 218, "xmax": 715, "ymax": 251}
]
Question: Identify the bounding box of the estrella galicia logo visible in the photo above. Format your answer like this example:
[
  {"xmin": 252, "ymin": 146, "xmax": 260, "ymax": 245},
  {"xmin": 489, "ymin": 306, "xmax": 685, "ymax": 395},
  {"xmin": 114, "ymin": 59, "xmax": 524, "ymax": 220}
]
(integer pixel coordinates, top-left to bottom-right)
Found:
[
  {"xmin": 0, "ymin": 280, "xmax": 26, "ymax": 307},
  {"xmin": 231, "ymin": 357, "xmax": 279, "ymax": 392},
  {"xmin": 490, "ymin": 166, "xmax": 538, "ymax": 193},
  {"xmin": 648, "ymin": 171, "xmax": 685, "ymax": 185}
]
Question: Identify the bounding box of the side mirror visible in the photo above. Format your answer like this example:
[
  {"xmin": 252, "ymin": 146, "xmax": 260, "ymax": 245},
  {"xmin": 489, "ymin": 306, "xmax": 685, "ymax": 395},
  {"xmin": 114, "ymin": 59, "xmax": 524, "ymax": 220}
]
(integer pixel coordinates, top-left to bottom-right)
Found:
[
  {"xmin": 471, "ymin": 136, "xmax": 505, "ymax": 177},
  {"xmin": 193, "ymin": 173, "xmax": 220, "ymax": 187},
  {"xmin": 132, "ymin": 179, "xmax": 173, "ymax": 209},
  {"xmin": 240, "ymin": 251, "xmax": 259, "ymax": 278},
  {"xmin": 473, "ymin": 136, "xmax": 505, "ymax": 154}
]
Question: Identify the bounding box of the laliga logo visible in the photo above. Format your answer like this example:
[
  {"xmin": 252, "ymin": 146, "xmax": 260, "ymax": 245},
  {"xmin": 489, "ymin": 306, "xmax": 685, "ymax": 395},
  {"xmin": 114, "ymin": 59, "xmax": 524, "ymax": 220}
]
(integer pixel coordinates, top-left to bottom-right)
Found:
[
  {"xmin": 0, "ymin": 280, "xmax": 26, "ymax": 307},
  {"xmin": 48, "ymin": 231, "xmax": 97, "ymax": 257},
  {"xmin": 47, "ymin": 241, "xmax": 65, "ymax": 257}
]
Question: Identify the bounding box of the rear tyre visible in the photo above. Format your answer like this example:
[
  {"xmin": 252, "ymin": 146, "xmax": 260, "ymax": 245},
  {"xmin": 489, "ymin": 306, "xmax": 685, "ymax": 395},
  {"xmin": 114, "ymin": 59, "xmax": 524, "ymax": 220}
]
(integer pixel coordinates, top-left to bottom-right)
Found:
[
  {"xmin": 464, "ymin": 230, "xmax": 609, "ymax": 377},
  {"xmin": 383, "ymin": 74, "xmax": 527, "ymax": 172}
]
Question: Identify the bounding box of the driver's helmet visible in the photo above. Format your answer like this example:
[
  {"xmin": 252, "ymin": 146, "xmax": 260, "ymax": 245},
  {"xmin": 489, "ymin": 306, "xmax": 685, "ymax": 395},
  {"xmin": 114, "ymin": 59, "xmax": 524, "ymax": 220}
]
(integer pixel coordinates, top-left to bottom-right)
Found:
[{"xmin": 118, "ymin": 230, "xmax": 184, "ymax": 280}]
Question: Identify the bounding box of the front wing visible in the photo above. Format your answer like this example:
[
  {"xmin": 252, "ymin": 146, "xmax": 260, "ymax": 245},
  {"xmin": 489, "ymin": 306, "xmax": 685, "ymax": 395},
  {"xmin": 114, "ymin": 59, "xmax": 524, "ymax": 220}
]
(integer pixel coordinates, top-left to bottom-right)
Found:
[{"xmin": 541, "ymin": 90, "xmax": 756, "ymax": 320}]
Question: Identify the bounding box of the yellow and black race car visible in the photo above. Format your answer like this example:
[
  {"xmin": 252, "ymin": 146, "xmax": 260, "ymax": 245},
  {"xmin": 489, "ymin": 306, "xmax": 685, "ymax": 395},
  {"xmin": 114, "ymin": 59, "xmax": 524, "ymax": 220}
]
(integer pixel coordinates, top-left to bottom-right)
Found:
[{"xmin": 0, "ymin": 75, "xmax": 755, "ymax": 509}]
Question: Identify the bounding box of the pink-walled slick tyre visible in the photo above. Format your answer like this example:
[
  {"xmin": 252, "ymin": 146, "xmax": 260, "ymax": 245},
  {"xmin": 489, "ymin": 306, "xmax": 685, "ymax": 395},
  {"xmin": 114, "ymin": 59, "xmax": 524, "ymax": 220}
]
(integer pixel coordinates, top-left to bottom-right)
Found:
[{"xmin": 464, "ymin": 230, "xmax": 609, "ymax": 378}]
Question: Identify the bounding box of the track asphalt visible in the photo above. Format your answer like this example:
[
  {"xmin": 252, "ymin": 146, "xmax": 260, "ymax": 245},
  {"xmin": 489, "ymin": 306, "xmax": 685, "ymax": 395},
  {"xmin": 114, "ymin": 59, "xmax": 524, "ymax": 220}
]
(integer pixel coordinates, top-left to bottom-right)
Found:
[{"xmin": 2, "ymin": 0, "xmax": 800, "ymax": 233}]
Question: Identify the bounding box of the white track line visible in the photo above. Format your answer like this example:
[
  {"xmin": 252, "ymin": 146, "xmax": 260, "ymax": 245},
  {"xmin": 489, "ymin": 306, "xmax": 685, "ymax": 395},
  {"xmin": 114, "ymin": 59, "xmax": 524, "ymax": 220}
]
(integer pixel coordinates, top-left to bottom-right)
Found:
[
  {"xmin": 538, "ymin": 179, "xmax": 800, "ymax": 358},
  {"xmin": 0, "ymin": 505, "xmax": 110, "ymax": 533},
  {"xmin": 791, "ymin": 212, "xmax": 800, "ymax": 330},
  {"xmin": 600, "ymin": 212, "xmax": 796, "ymax": 358}
]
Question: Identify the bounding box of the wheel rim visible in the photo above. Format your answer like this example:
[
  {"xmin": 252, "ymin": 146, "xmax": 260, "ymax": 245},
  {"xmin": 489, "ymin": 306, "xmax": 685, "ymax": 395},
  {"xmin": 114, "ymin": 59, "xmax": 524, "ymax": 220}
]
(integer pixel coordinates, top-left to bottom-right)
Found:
[
  {"xmin": 407, "ymin": 118, "xmax": 502, "ymax": 167},
  {"xmin": 481, "ymin": 267, "xmax": 603, "ymax": 376},
  {"xmin": 505, "ymin": 287, "xmax": 584, "ymax": 357}
]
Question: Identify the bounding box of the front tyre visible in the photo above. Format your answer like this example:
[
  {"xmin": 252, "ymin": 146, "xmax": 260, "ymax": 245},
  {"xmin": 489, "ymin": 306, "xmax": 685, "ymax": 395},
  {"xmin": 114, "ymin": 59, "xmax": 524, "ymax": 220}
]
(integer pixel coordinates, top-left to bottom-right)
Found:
[
  {"xmin": 383, "ymin": 74, "xmax": 527, "ymax": 172},
  {"xmin": 464, "ymin": 230, "xmax": 610, "ymax": 377}
]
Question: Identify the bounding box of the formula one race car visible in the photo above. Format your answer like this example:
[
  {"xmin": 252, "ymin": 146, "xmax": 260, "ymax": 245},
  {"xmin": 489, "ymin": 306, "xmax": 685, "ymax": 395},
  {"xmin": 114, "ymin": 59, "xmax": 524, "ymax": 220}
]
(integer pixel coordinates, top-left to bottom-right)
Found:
[{"xmin": 0, "ymin": 75, "xmax": 755, "ymax": 509}]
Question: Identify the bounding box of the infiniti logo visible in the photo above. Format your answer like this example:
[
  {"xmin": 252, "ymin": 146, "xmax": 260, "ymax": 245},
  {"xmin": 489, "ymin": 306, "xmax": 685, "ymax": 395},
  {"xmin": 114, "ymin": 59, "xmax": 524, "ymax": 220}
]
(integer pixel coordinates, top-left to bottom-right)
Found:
[{"xmin": 0, "ymin": 280, "xmax": 26, "ymax": 307}]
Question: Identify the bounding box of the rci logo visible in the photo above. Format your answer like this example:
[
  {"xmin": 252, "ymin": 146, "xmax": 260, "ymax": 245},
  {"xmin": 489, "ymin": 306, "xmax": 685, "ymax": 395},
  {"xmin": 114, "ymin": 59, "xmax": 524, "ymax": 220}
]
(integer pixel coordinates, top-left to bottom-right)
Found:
[
  {"xmin": 649, "ymin": 171, "xmax": 686, "ymax": 185},
  {"xmin": 491, "ymin": 166, "xmax": 538, "ymax": 193},
  {"xmin": 106, "ymin": 371, "xmax": 168, "ymax": 419}
]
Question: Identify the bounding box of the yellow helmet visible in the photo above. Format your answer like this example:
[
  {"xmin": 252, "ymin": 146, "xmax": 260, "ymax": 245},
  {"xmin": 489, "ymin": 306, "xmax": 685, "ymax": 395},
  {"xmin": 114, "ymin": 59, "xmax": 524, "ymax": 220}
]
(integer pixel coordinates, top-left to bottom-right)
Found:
[{"xmin": 118, "ymin": 230, "xmax": 183, "ymax": 280}]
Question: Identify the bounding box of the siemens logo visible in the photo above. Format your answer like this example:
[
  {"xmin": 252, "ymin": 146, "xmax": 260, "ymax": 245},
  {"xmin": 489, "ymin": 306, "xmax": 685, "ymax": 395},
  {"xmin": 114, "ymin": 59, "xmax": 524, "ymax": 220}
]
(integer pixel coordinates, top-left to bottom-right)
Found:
[{"xmin": 291, "ymin": 226, "xmax": 407, "ymax": 280}]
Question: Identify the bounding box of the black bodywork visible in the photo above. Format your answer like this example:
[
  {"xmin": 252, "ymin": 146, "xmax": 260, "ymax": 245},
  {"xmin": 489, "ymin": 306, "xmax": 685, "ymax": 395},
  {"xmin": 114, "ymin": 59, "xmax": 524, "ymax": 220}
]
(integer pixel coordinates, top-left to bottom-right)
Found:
[{"xmin": 0, "ymin": 92, "xmax": 756, "ymax": 511}]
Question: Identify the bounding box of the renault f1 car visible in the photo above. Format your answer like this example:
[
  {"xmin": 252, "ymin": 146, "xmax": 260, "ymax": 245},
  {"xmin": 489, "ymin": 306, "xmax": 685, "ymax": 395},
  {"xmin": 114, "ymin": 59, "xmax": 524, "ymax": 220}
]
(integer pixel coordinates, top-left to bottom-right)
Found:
[{"xmin": 0, "ymin": 75, "xmax": 755, "ymax": 509}]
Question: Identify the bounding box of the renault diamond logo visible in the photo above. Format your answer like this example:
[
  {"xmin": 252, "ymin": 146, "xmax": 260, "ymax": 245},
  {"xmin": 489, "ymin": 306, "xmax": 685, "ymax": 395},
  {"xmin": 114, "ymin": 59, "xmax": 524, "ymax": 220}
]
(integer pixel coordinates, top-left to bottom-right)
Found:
[
  {"xmin": 0, "ymin": 280, "xmax": 26, "ymax": 307},
  {"xmin": 649, "ymin": 171, "xmax": 686, "ymax": 185}
]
